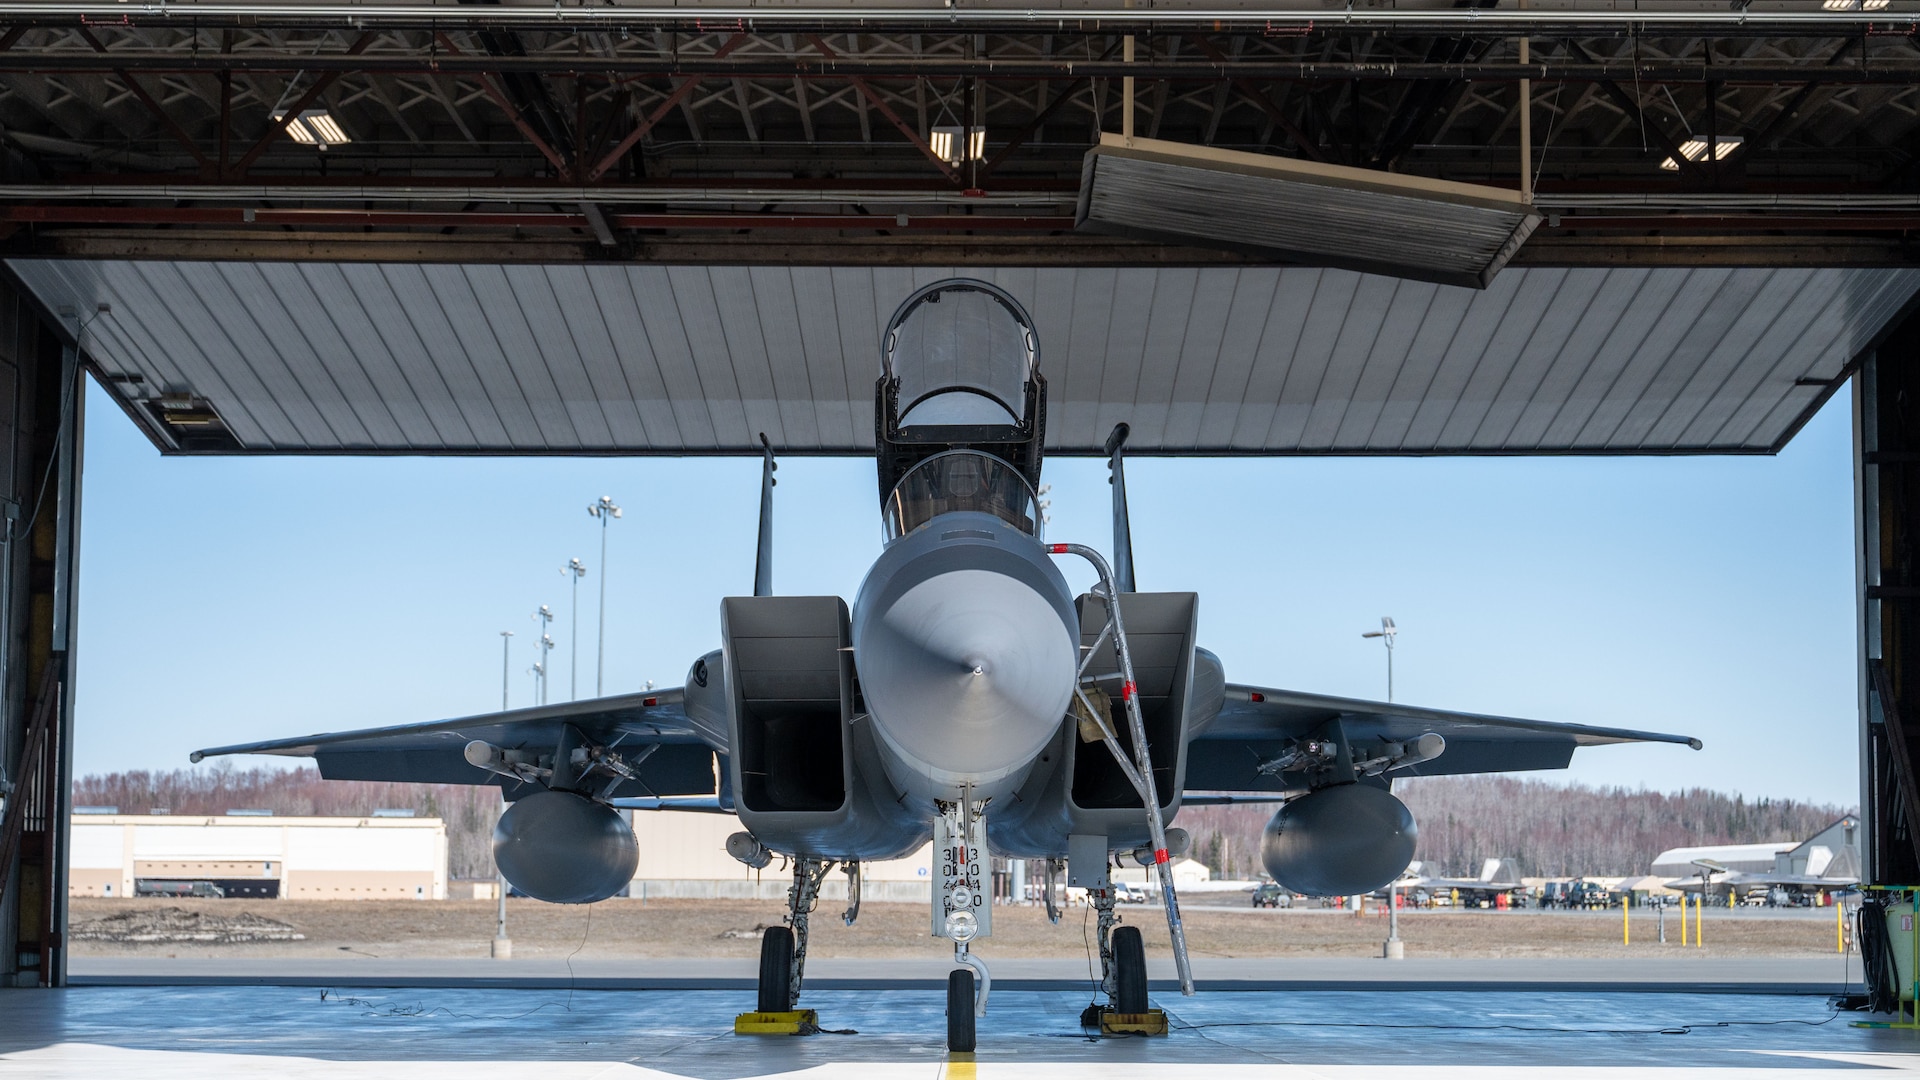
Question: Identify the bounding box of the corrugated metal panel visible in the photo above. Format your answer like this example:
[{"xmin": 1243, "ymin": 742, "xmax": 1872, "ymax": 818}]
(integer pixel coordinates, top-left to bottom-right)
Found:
[
  {"xmin": 1075, "ymin": 134, "xmax": 1541, "ymax": 289},
  {"xmin": 9, "ymin": 259, "xmax": 1915, "ymax": 456}
]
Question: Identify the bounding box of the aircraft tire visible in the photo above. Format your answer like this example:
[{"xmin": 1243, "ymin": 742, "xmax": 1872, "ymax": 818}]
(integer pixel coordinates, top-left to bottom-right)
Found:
[
  {"xmin": 1112, "ymin": 925, "xmax": 1149, "ymax": 1014},
  {"xmin": 758, "ymin": 926, "xmax": 794, "ymax": 1012},
  {"xmin": 946, "ymin": 969, "xmax": 977, "ymax": 1052}
]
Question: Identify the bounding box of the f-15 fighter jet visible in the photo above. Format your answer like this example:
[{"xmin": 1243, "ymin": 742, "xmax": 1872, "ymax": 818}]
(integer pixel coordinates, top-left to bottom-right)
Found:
[{"xmin": 194, "ymin": 279, "xmax": 1699, "ymax": 1050}]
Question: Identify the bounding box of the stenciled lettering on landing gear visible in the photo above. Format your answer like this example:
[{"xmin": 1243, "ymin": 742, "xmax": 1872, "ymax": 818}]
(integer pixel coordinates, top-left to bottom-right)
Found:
[{"xmin": 932, "ymin": 806, "xmax": 992, "ymax": 942}]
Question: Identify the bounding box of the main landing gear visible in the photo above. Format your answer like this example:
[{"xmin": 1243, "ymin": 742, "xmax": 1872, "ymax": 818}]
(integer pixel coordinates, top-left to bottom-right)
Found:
[
  {"xmin": 738, "ymin": 856, "xmax": 834, "ymax": 1035},
  {"xmin": 1077, "ymin": 886, "xmax": 1152, "ymax": 1030}
]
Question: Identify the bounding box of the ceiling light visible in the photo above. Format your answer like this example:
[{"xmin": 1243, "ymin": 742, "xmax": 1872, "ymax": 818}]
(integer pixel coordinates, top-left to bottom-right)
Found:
[
  {"xmin": 929, "ymin": 125, "xmax": 986, "ymax": 165},
  {"xmin": 275, "ymin": 109, "xmax": 351, "ymax": 150},
  {"xmin": 1823, "ymin": 0, "xmax": 1888, "ymax": 9},
  {"xmin": 1660, "ymin": 134, "xmax": 1743, "ymax": 171}
]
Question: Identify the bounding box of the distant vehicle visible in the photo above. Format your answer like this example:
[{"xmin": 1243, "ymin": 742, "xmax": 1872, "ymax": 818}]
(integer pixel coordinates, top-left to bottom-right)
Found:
[
  {"xmin": 1063, "ymin": 881, "xmax": 1148, "ymax": 905},
  {"xmin": 134, "ymin": 879, "xmax": 225, "ymax": 899},
  {"xmin": 1567, "ymin": 880, "xmax": 1613, "ymax": 910},
  {"xmin": 1252, "ymin": 883, "xmax": 1292, "ymax": 909}
]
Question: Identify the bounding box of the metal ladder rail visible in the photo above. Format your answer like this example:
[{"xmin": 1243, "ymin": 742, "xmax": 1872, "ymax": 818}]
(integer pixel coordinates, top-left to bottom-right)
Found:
[{"xmin": 1048, "ymin": 542, "xmax": 1196, "ymax": 996}]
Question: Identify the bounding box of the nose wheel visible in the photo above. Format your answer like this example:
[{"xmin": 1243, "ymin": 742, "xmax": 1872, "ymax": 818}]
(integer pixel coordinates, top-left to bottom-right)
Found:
[{"xmin": 946, "ymin": 968, "xmax": 977, "ymax": 1052}]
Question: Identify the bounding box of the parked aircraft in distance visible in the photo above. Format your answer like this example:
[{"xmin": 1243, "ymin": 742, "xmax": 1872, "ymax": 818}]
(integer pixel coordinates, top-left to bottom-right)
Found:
[
  {"xmin": 1400, "ymin": 858, "xmax": 1525, "ymax": 907},
  {"xmin": 195, "ymin": 279, "xmax": 1701, "ymax": 1051}
]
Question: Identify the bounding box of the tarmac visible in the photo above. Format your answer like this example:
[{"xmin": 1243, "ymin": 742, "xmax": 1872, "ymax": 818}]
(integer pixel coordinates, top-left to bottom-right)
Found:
[
  {"xmin": 3, "ymin": 981, "xmax": 1916, "ymax": 1079},
  {"xmin": 69, "ymin": 954, "xmax": 1864, "ymax": 993}
]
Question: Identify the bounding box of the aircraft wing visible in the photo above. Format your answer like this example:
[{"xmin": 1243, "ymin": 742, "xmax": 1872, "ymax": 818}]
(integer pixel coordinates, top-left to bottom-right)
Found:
[
  {"xmin": 189, "ymin": 688, "xmax": 727, "ymax": 800},
  {"xmin": 1185, "ymin": 683, "xmax": 1700, "ymax": 791}
]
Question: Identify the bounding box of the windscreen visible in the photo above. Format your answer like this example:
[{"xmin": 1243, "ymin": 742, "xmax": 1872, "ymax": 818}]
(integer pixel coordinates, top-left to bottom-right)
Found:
[
  {"xmin": 884, "ymin": 282, "xmax": 1036, "ymax": 427},
  {"xmin": 883, "ymin": 450, "xmax": 1040, "ymax": 541}
]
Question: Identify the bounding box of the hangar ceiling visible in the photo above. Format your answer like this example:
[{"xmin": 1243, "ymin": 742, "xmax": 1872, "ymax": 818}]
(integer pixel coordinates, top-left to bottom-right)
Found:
[
  {"xmin": 0, "ymin": 4, "xmax": 1913, "ymax": 267},
  {"xmin": 0, "ymin": 4, "xmax": 1916, "ymax": 457},
  {"xmin": 12, "ymin": 259, "xmax": 1914, "ymax": 455}
]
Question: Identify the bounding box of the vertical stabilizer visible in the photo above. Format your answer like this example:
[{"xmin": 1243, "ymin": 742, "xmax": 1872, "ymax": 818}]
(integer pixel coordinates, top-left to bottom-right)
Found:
[
  {"xmin": 1106, "ymin": 423, "xmax": 1135, "ymax": 593},
  {"xmin": 755, "ymin": 433, "xmax": 776, "ymax": 597}
]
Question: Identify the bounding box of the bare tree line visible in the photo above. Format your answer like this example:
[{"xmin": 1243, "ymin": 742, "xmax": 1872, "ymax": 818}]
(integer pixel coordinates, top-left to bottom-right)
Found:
[
  {"xmin": 1178, "ymin": 776, "xmax": 1853, "ymax": 880},
  {"xmin": 74, "ymin": 767, "xmax": 1854, "ymax": 884}
]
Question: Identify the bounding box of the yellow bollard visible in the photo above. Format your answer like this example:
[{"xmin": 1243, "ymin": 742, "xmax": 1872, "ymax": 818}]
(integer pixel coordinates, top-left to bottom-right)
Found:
[
  {"xmin": 1679, "ymin": 897, "xmax": 1688, "ymax": 946},
  {"xmin": 1697, "ymin": 894, "xmax": 1704, "ymax": 948},
  {"xmin": 1838, "ymin": 897, "xmax": 1846, "ymax": 954},
  {"xmin": 1623, "ymin": 895, "xmax": 1630, "ymax": 945}
]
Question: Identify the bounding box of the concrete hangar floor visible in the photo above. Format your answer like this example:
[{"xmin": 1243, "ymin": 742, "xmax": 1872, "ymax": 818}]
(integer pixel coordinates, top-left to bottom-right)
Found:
[{"xmin": 0, "ymin": 981, "xmax": 1913, "ymax": 1079}]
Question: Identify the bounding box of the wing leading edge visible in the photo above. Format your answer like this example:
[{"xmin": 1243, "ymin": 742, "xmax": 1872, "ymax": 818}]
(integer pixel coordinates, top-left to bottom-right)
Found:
[
  {"xmin": 190, "ymin": 688, "xmax": 727, "ymax": 801},
  {"xmin": 1186, "ymin": 683, "xmax": 1700, "ymax": 793}
]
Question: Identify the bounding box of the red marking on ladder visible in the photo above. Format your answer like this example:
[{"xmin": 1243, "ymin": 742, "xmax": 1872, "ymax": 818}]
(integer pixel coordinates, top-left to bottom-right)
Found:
[
  {"xmin": 1154, "ymin": 848, "xmax": 1170, "ymax": 865},
  {"xmin": 1249, "ymin": 692, "xmax": 1265, "ymax": 703},
  {"xmin": 1049, "ymin": 543, "xmax": 1068, "ymax": 554},
  {"xmin": 1122, "ymin": 681, "xmax": 1137, "ymax": 702},
  {"xmin": 642, "ymin": 697, "xmax": 659, "ymax": 707}
]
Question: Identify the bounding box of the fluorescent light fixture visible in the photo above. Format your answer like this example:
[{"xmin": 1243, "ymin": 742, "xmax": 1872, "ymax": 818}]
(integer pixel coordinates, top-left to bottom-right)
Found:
[
  {"xmin": 1823, "ymin": 0, "xmax": 1887, "ymax": 9},
  {"xmin": 275, "ymin": 109, "xmax": 351, "ymax": 149},
  {"xmin": 1660, "ymin": 134, "xmax": 1743, "ymax": 171},
  {"xmin": 929, "ymin": 125, "xmax": 986, "ymax": 165}
]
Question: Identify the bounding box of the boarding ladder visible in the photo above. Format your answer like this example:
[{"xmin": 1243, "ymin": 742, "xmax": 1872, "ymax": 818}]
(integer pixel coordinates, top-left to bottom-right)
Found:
[{"xmin": 1047, "ymin": 542, "xmax": 1196, "ymax": 996}]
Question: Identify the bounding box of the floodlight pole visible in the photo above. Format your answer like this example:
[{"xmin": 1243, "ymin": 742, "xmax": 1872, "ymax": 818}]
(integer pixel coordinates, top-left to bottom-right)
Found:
[
  {"xmin": 534, "ymin": 605, "xmax": 555, "ymax": 705},
  {"xmin": 589, "ymin": 496, "xmax": 622, "ymax": 697},
  {"xmin": 564, "ymin": 558, "xmax": 586, "ymax": 700},
  {"xmin": 1362, "ymin": 616, "xmax": 1402, "ymax": 958},
  {"xmin": 1362, "ymin": 617, "xmax": 1397, "ymax": 703},
  {"xmin": 498, "ymin": 630, "xmax": 512, "ymax": 711},
  {"xmin": 493, "ymin": 629, "xmax": 513, "ymax": 960}
]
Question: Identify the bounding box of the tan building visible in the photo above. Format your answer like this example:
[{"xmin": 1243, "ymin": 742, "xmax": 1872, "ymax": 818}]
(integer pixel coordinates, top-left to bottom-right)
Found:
[
  {"xmin": 69, "ymin": 814, "xmax": 448, "ymax": 900},
  {"xmin": 628, "ymin": 811, "xmax": 933, "ymax": 902}
]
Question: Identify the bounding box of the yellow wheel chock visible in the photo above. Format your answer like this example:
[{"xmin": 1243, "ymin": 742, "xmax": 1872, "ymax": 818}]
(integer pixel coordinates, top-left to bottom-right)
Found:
[{"xmin": 734, "ymin": 1009, "xmax": 819, "ymax": 1035}]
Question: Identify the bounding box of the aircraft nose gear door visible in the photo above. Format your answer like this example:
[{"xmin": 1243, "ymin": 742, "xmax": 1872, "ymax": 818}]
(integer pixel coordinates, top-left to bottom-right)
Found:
[{"xmin": 934, "ymin": 797, "xmax": 991, "ymax": 1052}]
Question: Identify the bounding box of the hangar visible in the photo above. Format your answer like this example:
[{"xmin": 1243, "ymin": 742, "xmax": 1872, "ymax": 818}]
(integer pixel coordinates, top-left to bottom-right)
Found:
[{"xmin": 0, "ymin": 0, "xmax": 1917, "ymax": 1034}]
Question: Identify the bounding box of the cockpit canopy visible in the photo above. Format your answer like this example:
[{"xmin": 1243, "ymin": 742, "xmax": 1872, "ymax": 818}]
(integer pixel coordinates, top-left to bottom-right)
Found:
[
  {"xmin": 882, "ymin": 449, "xmax": 1042, "ymax": 542},
  {"xmin": 874, "ymin": 278, "xmax": 1048, "ymax": 515},
  {"xmin": 882, "ymin": 280, "xmax": 1038, "ymax": 429}
]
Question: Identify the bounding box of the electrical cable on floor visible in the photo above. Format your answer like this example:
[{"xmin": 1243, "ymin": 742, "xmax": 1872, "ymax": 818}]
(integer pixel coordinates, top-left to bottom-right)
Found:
[{"xmin": 563, "ymin": 904, "xmax": 592, "ymax": 1012}]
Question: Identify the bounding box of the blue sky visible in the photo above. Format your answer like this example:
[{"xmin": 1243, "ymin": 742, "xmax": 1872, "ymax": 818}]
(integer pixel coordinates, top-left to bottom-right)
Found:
[{"xmin": 73, "ymin": 377, "xmax": 1860, "ymax": 807}]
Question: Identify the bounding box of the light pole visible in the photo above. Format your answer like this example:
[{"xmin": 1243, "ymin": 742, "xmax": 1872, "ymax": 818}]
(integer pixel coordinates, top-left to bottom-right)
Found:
[
  {"xmin": 498, "ymin": 630, "xmax": 513, "ymax": 710},
  {"xmin": 1362, "ymin": 616, "xmax": 1402, "ymax": 958},
  {"xmin": 1361, "ymin": 616, "xmax": 1398, "ymax": 702},
  {"xmin": 588, "ymin": 496, "xmax": 622, "ymax": 696},
  {"xmin": 563, "ymin": 558, "xmax": 586, "ymax": 700},
  {"xmin": 493, "ymin": 629, "xmax": 513, "ymax": 960},
  {"xmin": 534, "ymin": 604, "xmax": 554, "ymax": 705}
]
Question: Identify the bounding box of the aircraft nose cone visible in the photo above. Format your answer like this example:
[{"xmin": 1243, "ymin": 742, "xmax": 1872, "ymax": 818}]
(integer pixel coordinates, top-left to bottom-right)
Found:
[{"xmin": 856, "ymin": 566, "xmax": 1076, "ymax": 781}]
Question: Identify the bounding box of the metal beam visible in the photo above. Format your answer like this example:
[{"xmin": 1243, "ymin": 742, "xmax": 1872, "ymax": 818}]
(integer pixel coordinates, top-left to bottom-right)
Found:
[
  {"xmin": 0, "ymin": 4, "xmax": 1910, "ymax": 31},
  {"xmin": 804, "ymin": 34, "xmax": 960, "ymax": 184},
  {"xmin": 1187, "ymin": 35, "xmax": 1324, "ymax": 161},
  {"xmin": 2, "ymin": 51, "xmax": 1918, "ymax": 85},
  {"xmin": 76, "ymin": 27, "xmax": 209, "ymax": 168},
  {"xmin": 227, "ymin": 31, "xmax": 372, "ymax": 176},
  {"xmin": 586, "ymin": 32, "xmax": 749, "ymax": 182}
]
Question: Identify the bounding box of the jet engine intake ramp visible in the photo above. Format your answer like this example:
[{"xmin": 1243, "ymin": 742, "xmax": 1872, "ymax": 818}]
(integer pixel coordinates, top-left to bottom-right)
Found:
[{"xmin": 9, "ymin": 260, "xmax": 1916, "ymax": 457}]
